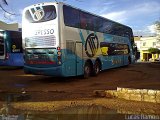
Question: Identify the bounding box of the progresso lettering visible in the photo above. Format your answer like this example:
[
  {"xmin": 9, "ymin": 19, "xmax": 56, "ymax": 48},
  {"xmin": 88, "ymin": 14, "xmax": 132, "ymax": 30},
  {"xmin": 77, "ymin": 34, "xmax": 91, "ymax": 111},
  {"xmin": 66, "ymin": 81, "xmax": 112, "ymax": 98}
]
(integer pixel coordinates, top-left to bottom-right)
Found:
[{"xmin": 35, "ymin": 29, "xmax": 54, "ymax": 36}]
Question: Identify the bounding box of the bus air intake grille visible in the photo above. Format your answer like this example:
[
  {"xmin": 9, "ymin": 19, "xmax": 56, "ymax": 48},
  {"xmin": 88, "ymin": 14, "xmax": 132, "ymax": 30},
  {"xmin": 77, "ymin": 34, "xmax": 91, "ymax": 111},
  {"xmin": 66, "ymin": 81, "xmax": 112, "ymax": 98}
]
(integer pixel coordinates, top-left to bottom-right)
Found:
[{"xmin": 25, "ymin": 35, "xmax": 56, "ymax": 47}]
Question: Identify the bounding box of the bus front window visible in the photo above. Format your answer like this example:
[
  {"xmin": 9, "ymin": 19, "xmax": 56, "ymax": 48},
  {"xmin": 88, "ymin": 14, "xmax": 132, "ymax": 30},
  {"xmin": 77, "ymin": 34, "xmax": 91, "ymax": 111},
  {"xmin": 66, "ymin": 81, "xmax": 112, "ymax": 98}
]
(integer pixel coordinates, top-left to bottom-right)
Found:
[{"xmin": 25, "ymin": 5, "xmax": 57, "ymax": 23}]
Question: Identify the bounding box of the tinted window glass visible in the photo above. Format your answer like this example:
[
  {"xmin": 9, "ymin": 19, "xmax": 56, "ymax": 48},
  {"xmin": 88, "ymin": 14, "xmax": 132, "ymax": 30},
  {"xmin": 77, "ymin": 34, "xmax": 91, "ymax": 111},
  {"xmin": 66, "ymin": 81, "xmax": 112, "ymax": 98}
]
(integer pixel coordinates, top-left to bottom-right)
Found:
[
  {"xmin": 63, "ymin": 5, "xmax": 133, "ymax": 40},
  {"xmin": 93, "ymin": 17, "xmax": 101, "ymax": 32},
  {"xmin": 103, "ymin": 20, "xmax": 114, "ymax": 33},
  {"xmin": 63, "ymin": 5, "xmax": 80, "ymax": 28},
  {"xmin": 25, "ymin": 5, "xmax": 56, "ymax": 23},
  {"xmin": 80, "ymin": 11, "xmax": 94, "ymax": 31},
  {"xmin": 100, "ymin": 42, "xmax": 129, "ymax": 55},
  {"xmin": 94, "ymin": 17, "xmax": 133, "ymax": 39},
  {"xmin": 0, "ymin": 31, "xmax": 4, "ymax": 55},
  {"xmin": 10, "ymin": 31, "xmax": 23, "ymax": 53}
]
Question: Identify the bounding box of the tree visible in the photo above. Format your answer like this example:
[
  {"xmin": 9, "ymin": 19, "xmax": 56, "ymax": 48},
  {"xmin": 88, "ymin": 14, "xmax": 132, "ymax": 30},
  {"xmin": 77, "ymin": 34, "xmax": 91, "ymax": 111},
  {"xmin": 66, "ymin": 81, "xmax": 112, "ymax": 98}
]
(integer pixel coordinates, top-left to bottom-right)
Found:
[
  {"xmin": 148, "ymin": 48, "xmax": 160, "ymax": 60},
  {"xmin": 154, "ymin": 21, "xmax": 160, "ymax": 43},
  {"xmin": 155, "ymin": 21, "xmax": 160, "ymax": 31},
  {"xmin": 148, "ymin": 48, "xmax": 160, "ymax": 54}
]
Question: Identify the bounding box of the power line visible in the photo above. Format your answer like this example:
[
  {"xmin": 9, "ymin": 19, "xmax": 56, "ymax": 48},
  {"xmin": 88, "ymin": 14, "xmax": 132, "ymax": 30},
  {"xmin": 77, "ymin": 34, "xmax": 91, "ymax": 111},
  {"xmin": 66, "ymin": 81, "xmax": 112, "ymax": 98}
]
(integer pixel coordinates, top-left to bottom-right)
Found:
[
  {"xmin": 2, "ymin": 0, "xmax": 8, "ymax": 5},
  {"xmin": 0, "ymin": 4, "xmax": 16, "ymax": 15}
]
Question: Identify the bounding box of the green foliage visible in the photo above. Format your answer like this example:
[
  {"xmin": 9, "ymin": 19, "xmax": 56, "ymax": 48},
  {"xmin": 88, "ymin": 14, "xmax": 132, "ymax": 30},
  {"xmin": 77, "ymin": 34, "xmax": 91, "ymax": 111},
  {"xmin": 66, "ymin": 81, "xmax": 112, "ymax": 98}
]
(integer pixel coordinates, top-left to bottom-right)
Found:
[
  {"xmin": 148, "ymin": 47, "xmax": 160, "ymax": 54},
  {"xmin": 155, "ymin": 21, "xmax": 160, "ymax": 37},
  {"xmin": 154, "ymin": 21, "xmax": 160, "ymax": 41},
  {"xmin": 155, "ymin": 21, "xmax": 160, "ymax": 29}
]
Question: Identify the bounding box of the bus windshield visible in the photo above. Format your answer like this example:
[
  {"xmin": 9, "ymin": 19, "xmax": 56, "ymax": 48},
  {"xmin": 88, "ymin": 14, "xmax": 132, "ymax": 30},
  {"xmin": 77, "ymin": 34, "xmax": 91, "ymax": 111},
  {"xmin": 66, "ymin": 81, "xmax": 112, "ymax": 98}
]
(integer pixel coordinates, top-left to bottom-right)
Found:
[{"xmin": 25, "ymin": 5, "xmax": 56, "ymax": 23}]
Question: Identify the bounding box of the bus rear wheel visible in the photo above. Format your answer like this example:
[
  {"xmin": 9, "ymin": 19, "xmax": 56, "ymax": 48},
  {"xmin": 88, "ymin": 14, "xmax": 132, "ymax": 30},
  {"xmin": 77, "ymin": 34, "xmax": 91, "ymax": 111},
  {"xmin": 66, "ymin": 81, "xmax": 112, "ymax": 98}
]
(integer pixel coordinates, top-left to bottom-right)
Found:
[
  {"xmin": 93, "ymin": 61, "xmax": 100, "ymax": 76},
  {"xmin": 84, "ymin": 62, "xmax": 91, "ymax": 78}
]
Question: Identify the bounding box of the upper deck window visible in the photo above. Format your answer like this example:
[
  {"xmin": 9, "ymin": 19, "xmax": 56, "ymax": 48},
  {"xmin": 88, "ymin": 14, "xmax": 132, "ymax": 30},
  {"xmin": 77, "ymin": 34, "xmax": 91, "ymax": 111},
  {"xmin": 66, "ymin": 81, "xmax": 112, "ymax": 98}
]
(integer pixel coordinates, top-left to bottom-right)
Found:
[
  {"xmin": 63, "ymin": 5, "xmax": 133, "ymax": 44},
  {"xmin": 63, "ymin": 5, "xmax": 80, "ymax": 28},
  {"xmin": 25, "ymin": 5, "xmax": 57, "ymax": 23}
]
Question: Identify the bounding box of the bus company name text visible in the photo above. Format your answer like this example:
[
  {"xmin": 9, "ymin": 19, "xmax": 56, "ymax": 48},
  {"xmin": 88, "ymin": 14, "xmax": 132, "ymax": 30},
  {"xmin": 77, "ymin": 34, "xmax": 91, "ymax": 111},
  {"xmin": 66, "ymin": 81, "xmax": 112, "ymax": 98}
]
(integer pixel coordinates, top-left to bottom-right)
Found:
[{"xmin": 35, "ymin": 29, "xmax": 54, "ymax": 36}]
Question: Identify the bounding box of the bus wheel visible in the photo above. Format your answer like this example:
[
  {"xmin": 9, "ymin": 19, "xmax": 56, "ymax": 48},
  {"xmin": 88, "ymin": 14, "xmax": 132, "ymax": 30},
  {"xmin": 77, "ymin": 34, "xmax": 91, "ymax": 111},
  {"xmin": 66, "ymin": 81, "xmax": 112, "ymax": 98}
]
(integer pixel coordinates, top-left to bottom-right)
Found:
[
  {"xmin": 93, "ymin": 61, "xmax": 100, "ymax": 76},
  {"xmin": 84, "ymin": 62, "xmax": 91, "ymax": 78}
]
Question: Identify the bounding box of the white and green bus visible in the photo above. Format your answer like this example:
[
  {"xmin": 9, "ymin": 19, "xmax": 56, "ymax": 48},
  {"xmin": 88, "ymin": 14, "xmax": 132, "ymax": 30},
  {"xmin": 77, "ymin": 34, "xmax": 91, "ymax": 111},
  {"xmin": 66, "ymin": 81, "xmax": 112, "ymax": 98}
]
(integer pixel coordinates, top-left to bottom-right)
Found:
[{"xmin": 22, "ymin": 2, "xmax": 135, "ymax": 78}]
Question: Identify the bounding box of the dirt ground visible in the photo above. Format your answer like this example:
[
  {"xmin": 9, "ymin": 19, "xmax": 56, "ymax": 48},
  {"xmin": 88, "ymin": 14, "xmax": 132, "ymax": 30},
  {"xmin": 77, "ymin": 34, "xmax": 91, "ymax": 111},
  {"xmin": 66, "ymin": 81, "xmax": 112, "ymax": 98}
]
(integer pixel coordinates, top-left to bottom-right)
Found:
[
  {"xmin": 0, "ymin": 62, "xmax": 160, "ymax": 115},
  {"xmin": 0, "ymin": 62, "xmax": 160, "ymax": 101}
]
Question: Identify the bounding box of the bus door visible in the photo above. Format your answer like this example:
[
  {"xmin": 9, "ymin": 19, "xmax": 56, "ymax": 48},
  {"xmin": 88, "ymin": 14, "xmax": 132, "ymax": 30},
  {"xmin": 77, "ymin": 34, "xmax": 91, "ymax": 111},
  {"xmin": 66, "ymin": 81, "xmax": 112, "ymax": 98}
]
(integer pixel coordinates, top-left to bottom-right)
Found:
[
  {"xmin": 75, "ymin": 42, "xmax": 83, "ymax": 75},
  {"xmin": 65, "ymin": 41, "xmax": 76, "ymax": 76},
  {"xmin": 0, "ymin": 31, "xmax": 5, "ymax": 59}
]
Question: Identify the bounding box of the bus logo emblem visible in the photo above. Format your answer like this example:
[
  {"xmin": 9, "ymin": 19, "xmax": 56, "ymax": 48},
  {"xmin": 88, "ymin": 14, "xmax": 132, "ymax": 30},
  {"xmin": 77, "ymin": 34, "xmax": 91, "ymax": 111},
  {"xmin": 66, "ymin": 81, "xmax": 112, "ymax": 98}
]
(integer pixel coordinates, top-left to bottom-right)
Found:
[
  {"xmin": 85, "ymin": 33, "xmax": 99, "ymax": 57},
  {"xmin": 33, "ymin": 9, "xmax": 44, "ymax": 21}
]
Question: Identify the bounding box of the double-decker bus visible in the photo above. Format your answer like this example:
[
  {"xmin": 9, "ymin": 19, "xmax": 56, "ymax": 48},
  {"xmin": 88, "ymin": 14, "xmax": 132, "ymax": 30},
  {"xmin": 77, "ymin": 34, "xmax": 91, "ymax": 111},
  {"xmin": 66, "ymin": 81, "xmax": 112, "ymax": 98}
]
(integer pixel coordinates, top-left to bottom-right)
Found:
[
  {"xmin": 22, "ymin": 2, "xmax": 135, "ymax": 78},
  {"xmin": 0, "ymin": 30, "xmax": 23, "ymax": 66}
]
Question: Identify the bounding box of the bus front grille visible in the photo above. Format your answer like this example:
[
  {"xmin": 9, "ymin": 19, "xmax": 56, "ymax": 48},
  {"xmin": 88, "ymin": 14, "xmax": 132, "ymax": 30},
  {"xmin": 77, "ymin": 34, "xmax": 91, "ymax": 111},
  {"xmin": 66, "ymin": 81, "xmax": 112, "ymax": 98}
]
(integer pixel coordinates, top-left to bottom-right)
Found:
[{"xmin": 25, "ymin": 35, "xmax": 56, "ymax": 47}]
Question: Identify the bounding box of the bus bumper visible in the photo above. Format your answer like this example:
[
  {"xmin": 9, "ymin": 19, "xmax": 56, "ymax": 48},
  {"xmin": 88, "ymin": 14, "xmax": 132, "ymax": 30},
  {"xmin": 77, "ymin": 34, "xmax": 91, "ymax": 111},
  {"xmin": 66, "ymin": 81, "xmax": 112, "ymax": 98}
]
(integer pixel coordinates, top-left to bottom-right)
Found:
[{"xmin": 24, "ymin": 65, "xmax": 65, "ymax": 77}]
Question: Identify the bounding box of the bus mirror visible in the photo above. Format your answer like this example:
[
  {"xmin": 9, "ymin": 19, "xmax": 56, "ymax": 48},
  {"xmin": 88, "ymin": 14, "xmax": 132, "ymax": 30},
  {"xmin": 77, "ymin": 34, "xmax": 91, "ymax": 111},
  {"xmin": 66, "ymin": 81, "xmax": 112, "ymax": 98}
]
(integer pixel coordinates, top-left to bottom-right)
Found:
[{"xmin": 101, "ymin": 47, "xmax": 108, "ymax": 56}]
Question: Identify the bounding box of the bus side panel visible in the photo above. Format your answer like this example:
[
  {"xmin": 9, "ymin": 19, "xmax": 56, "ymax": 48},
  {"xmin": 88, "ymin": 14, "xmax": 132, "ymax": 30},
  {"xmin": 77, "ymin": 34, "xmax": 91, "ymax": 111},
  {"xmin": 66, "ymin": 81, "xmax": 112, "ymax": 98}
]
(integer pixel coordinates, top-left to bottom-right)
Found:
[
  {"xmin": 61, "ymin": 49, "xmax": 77, "ymax": 76},
  {"xmin": 75, "ymin": 42, "xmax": 83, "ymax": 76},
  {"xmin": 61, "ymin": 16, "xmax": 84, "ymax": 76},
  {"xmin": 10, "ymin": 53, "xmax": 24, "ymax": 66},
  {"xmin": 123, "ymin": 55, "xmax": 129, "ymax": 65},
  {"xmin": 101, "ymin": 56, "xmax": 112, "ymax": 70},
  {"xmin": 101, "ymin": 55, "xmax": 124, "ymax": 70},
  {"xmin": 0, "ymin": 53, "xmax": 23, "ymax": 66},
  {"xmin": 76, "ymin": 57, "xmax": 84, "ymax": 76},
  {"xmin": 61, "ymin": 48, "xmax": 84, "ymax": 77},
  {"xmin": 111, "ymin": 55, "xmax": 122, "ymax": 68}
]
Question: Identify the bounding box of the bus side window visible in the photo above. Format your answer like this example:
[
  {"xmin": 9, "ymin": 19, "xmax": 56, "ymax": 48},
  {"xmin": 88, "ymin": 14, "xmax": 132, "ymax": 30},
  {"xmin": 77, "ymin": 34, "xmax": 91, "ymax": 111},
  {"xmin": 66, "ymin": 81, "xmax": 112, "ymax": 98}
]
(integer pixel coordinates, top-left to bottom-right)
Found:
[
  {"xmin": 10, "ymin": 31, "xmax": 22, "ymax": 53},
  {"xmin": 63, "ymin": 5, "xmax": 80, "ymax": 28},
  {"xmin": 80, "ymin": 11, "xmax": 94, "ymax": 31},
  {"xmin": 80, "ymin": 12, "xmax": 87, "ymax": 29}
]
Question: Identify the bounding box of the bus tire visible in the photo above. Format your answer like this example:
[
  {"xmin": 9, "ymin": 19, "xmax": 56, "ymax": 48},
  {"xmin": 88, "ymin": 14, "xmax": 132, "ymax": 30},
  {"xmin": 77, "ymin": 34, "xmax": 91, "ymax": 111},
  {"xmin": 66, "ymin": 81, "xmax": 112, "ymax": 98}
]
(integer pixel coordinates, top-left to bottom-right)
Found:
[
  {"xmin": 93, "ymin": 61, "xmax": 100, "ymax": 76},
  {"xmin": 84, "ymin": 62, "xmax": 91, "ymax": 78}
]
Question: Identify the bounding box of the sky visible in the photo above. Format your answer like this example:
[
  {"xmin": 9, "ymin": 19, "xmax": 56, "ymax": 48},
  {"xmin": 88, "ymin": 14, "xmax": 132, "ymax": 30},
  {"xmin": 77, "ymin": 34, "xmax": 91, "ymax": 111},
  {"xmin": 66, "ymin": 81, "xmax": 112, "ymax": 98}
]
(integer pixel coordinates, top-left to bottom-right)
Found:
[{"xmin": 0, "ymin": 0, "xmax": 160, "ymax": 36}]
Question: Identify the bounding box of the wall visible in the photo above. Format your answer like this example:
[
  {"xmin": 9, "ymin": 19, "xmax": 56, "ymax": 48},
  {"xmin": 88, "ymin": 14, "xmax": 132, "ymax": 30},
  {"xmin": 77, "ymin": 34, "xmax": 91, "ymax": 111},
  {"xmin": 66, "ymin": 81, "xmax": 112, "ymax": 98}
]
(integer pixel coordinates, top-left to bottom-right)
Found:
[{"xmin": 0, "ymin": 21, "xmax": 18, "ymax": 31}]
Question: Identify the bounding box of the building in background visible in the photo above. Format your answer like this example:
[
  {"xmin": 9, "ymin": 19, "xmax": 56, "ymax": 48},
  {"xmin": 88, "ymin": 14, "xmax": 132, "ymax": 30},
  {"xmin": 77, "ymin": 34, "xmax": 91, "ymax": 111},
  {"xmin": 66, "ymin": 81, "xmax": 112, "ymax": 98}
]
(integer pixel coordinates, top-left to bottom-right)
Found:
[
  {"xmin": 134, "ymin": 36, "xmax": 160, "ymax": 61},
  {"xmin": 134, "ymin": 36, "xmax": 141, "ymax": 60},
  {"xmin": 0, "ymin": 21, "xmax": 18, "ymax": 31}
]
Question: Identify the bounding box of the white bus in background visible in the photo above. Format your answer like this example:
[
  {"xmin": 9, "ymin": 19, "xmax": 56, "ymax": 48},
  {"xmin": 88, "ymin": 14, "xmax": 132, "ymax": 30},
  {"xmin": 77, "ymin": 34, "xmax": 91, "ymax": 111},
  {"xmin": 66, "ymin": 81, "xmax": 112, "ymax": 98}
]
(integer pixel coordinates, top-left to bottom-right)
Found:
[{"xmin": 22, "ymin": 2, "xmax": 135, "ymax": 78}]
